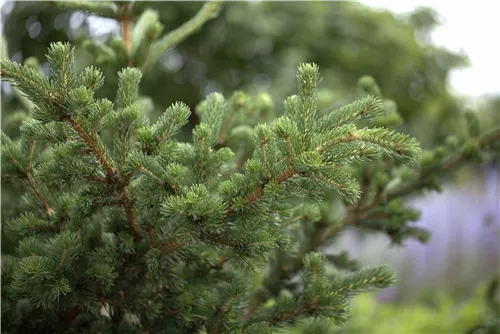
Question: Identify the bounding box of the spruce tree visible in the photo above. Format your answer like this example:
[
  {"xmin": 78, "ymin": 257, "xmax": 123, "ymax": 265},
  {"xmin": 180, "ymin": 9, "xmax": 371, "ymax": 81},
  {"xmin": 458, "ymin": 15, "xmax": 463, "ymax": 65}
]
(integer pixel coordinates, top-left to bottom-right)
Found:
[{"xmin": 1, "ymin": 2, "xmax": 499, "ymax": 333}]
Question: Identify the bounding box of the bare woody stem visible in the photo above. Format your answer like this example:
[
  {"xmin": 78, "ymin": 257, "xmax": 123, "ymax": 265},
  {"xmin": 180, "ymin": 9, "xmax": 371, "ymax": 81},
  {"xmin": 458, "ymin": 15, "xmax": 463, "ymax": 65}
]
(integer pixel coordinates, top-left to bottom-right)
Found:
[
  {"xmin": 117, "ymin": 3, "xmax": 133, "ymax": 66},
  {"xmin": 122, "ymin": 19, "xmax": 132, "ymax": 66}
]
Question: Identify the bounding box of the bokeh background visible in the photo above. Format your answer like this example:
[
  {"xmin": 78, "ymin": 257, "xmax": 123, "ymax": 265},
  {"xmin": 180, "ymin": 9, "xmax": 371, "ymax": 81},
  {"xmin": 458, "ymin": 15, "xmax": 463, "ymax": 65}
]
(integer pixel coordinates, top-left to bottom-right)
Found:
[{"xmin": 1, "ymin": 1, "xmax": 499, "ymax": 332}]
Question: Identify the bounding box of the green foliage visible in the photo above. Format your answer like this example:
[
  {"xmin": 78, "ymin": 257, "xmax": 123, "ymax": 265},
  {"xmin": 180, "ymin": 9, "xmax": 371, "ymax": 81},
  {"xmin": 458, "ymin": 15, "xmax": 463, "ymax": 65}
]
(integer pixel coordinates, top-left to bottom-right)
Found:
[
  {"xmin": 1, "ymin": 2, "xmax": 499, "ymax": 333},
  {"xmin": 2, "ymin": 1, "xmax": 477, "ymax": 143},
  {"xmin": 283, "ymin": 277, "xmax": 500, "ymax": 334},
  {"xmin": 0, "ymin": 41, "xmax": 420, "ymax": 332}
]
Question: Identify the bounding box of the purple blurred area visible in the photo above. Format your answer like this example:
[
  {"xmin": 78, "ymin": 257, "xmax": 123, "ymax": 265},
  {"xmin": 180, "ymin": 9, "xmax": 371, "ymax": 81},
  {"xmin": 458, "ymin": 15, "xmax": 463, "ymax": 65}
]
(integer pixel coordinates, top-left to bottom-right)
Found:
[{"xmin": 336, "ymin": 164, "xmax": 499, "ymax": 302}]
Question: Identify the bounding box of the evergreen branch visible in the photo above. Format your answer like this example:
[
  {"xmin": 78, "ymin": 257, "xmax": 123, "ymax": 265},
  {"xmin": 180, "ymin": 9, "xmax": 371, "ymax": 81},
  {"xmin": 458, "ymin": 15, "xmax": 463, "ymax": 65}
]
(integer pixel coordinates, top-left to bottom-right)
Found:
[
  {"xmin": 226, "ymin": 166, "xmax": 295, "ymax": 215},
  {"xmin": 217, "ymin": 95, "xmax": 248, "ymax": 145},
  {"xmin": 117, "ymin": 3, "xmax": 133, "ymax": 66},
  {"xmin": 159, "ymin": 238, "xmax": 186, "ymax": 254},
  {"xmin": 143, "ymin": 1, "xmax": 223, "ymax": 71},
  {"xmin": 329, "ymin": 265, "xmax": 396, "ymax": 296},
  {"xmin": 122, "ymin": 185, "xmax": 141, "ymax": 241},
  {"xmin": 136, "ymin": 164, "xmax": 164, "ymax": 184},
  {"xmin": 62, "ymin": 116, "xmax": 141, "ymax": 240},
  {"xmin": 441, "ymin": 127, "xmax": 500, "ymax": 171},
  {"xmin": 319, "ymin": 127, "xmax": 500, "ymax": 246},
  {"xmin": 316, "ymin": 127, "xmax": 421, "ymax": 166},
  {"xmin": 296, "ymin": 63, "xmax": 320, "ymax": 149},
  {"xmin": 358, "ymin": 126, "xmax": 500, "ymax": 214},
  {"xmin": 209, "ymin": 295, "xmax": 238, "ymax": 334},
  {"xmin": 267, "ymin": 300, "xmax": 318, "ymax": 326},
  {"xmin": 253, "ymin": 294, "xmax": 347, "ymax": 328},
  {"xmin": 47, "ymin": 42, "xmax": 76, "ymax": 98},
  {"xmin": 2, "ymin": 134, "xmax": 54, "ymax": 216},
  {"xmin": 318, "ymin": 95, "xmax": 384, "ymax": 132},
  {"xmin": 150, "ymin": 102, "xmax": 192, "ymax": 142},
  {"xmin": 116, "ymin": 68, "xmax": 142, "ymax": 110},
  {"xmin": 1, "ymin": 59, "xmax": 59, "ymax": 107},
  {"xmin": 26, "ymin": 172, "xmax": 53, "ymax": 216},
  {"xmin": 26, "ymin": 140, "xmax": 54, "ymax": 216},
  {"xmin": 62, "ymin": 116, "xmax": 117, "ymax": 180}
]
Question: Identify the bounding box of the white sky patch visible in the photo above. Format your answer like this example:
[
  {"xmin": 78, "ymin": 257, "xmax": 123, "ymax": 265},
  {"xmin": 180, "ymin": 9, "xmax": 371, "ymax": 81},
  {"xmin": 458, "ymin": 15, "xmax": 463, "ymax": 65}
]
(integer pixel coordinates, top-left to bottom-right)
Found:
[{"xmin": 360, "ymin": 0, "xmax": 500, "ymax": 97}]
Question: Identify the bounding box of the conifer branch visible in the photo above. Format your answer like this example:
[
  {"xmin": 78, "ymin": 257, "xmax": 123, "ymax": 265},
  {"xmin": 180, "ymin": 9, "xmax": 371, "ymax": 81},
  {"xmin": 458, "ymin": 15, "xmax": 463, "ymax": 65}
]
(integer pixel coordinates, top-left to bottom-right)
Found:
[
  {"xmin": 26, "ymin": 169, "xmax": 53, "ymax": 216},
  {"xmin": 61, "ymin": 116, "xmax": 141, "ymax": 239},
  {"xmin": 209, "ymin": 295, "xmax": 237, "ymax": 334},
  {"xmin": 117, "ymin": 2, "xmax": 133, "ymax": 66},
  {"xmin": 122, "ymin": 20, "xmax": 132, "ymax": 66},
  {"xmin": 148, "ymin": 227, "xmax": 156, "ymax": 248},
  {"xmin": 359, "ymin": 126, "xmax": 500, "ymax": 214},
  {"xmin": 226, "ymin": 166, "xmax": 295, "ymax": 215},
  {"xmin": 1, "ymin": 59, "xmax": 59, "ymax": 106},
  {"xmin": 26, "ymin": 139, "xmax": 54, "ymax": 216},
  {"xmin": 267, "ymin": 300, "xmax": 319, "ymax": 326},
  {"xmin": 217, "ymin": 100, "xmax": 245, "ymax": 145},
  {"xmin": 160, "ymin": 238, "xmax": 185, "ymax": 254},
  {"xmin": 122, "ymin": 186, "xmax": 141, "ymax": 241},
  {"xmin": 3, "ymin": 136, "xmax": 54, "ymax": 216},
  {"xmin": 441, "ymin": 127, "xmax": 500, "ymax": 171},
  {"xmin": 3, "ymin": 26, "xmax": 496, "ymax": 330},
  {"xmin": 62, "ymin": 116, "xmax": 117, "ymax": 180}
]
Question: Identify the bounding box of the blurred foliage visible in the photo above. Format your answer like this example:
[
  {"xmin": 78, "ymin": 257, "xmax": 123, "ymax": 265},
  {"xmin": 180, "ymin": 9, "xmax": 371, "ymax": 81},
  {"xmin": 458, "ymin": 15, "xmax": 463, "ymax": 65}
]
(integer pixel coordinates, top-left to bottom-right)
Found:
[
  {"xmin": 283, "ymin": 276, "xmax": 500, "ymax": 334},
  {"xmin": 2, "ymin": 1, "xmax": 481, "ymax": 147}
]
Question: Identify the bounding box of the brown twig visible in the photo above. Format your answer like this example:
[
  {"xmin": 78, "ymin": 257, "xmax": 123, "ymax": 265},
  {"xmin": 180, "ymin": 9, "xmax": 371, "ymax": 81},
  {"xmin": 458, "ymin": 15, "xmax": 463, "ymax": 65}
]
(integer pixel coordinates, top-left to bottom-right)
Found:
[
  {"xmin": 25, "ymin": 140, "xmax": 53, "ymax": 216},
  {"xmin": 59, "ymin": 305, "xmax": 81, "ymax": 329},
  {"xmin": 160, "ymin": 238, "xmax": 186, "ymax": 254},
  {"xmin": 226, "ymin": 166, "xmax": 295, "ymax": 215},
  {"xmin": 26, "ymin": 172, "xmax": 53, "ymax": 216},
  {"xmin": 117, "ymin": 3, "xmax": 133, "ymax": 67},
  {"xmin": 122, "ymin": 186, "xmax": 141, "ymax": 241},
  {"xmin": 209, "ymin": 295, "xmax": 237, "ymax": 334},
  {"xmin": 148, "ymin": 227, "xmax": 156, "ymax": 248},
  {"xmin": 267, "ymin": 298, "xmax": 320, "ymax": 326},
  {"xmin": 63, "ymin": 116, "xmax": 117, "ymax": 180},
  {"xmin": 63, "ymin": 116, "xmax": 142, "ymax": 239}
]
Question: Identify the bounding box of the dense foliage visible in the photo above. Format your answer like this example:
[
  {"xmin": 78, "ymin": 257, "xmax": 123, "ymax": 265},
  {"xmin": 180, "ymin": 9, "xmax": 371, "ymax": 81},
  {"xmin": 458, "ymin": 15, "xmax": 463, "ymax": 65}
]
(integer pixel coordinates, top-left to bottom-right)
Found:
[{"xmin": 1, "ymin": 1, "xmax": 499, "ymax": 333}]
